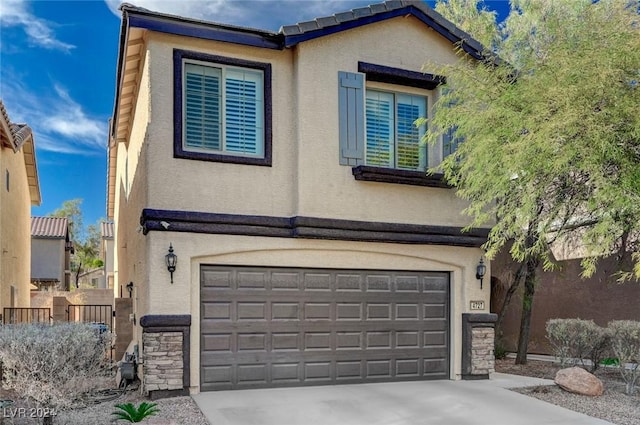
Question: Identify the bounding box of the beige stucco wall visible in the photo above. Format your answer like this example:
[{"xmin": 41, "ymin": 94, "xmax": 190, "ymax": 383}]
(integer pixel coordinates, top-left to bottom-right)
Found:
[
  {"xmin": 113, "ymin": 40, "xmax": 151, "ymax": 317},
  {"xmin": 113, "ymin": 15, "xmax": 493, "ymax": 391},
  {"xmin": 0, "ymin": 146, "xmax": 32, "ymax": 312},
  {"xmin": 139, "ymin": 16, "xmax": 471, "ymax": 226},
  {"xmin": 294, "ymin": 17, "xmax": 471, "ymax": 226},
  {"xmin": 144, "ymin": 34, "xmax": 297, "ymax": 217}
]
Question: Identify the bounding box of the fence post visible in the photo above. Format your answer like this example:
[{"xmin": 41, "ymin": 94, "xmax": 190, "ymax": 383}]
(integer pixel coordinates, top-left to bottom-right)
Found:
[{"xmin": 52, "ymin": 297, "xmax": 69, "ymax": 323}]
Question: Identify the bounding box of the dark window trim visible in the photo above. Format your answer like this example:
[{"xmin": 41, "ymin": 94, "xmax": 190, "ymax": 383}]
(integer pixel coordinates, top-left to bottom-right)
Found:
[
  {"xmin": 352, "ymin": 165, "xmax": 451, "ymax": 188},
  {"xmin": 139, "ymin": 208, "xmax": 488, "ymax": 247},
  {"xmin": 173, "ymin": 49, "xmax": 272, "ymax": 166},
  {"xmin": 354, "ymin": 63, "xmax": 447, "ymax": 184},
  {"xmin": 358, "ymin": 62, "xmax": 445, "ymax": 90}
]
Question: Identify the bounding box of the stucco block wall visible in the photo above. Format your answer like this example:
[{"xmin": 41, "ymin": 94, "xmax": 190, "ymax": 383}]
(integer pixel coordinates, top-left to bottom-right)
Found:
[
  {"xmin": 492, "ymin": 250, "xmax": 640, "ymax": 354},
  {"xmin": 0, "ymin": 146, "xmax": 32, "ymax": 311}
]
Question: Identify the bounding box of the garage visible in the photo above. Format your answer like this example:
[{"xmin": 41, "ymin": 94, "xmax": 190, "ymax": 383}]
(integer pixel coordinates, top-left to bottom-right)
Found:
[{"xmin": 200, "ymin": 266, "xmax": 450, "ymax": 391}]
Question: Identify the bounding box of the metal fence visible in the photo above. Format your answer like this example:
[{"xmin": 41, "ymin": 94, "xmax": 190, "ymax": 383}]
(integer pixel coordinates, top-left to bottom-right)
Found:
[
  {"xmin": 2, "ymin": 308, "xmax": 51, "ymax": 325},
  {"xmin": 66, "ymin": 304, "xmax": 114, "ymax": 331}
]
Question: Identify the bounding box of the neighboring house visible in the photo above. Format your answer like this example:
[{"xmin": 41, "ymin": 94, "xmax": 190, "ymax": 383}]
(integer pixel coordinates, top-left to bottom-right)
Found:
[
  {"xmin": 77, "ymin": 267, "xmax": 104, "ymax": 288},
  {"xmin": 102, "ymin": 221, "xmax": 114, "ymax": 290},
  {"xmin": 108, "ymin": 1, "xmax": 494, "ymax": 396},
  {"xmin": 0, "ymin": 100, "xmax": 41, "ymax": 321},
  {"xmin": 31, "ymin": 216, "xmax": 73, "ymax": 291}
]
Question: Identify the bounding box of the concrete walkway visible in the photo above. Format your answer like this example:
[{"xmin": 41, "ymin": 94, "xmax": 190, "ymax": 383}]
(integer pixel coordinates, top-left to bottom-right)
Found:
[{"xmin": 192, "ymin": 374, "xmax": 614, "ymax": 425}]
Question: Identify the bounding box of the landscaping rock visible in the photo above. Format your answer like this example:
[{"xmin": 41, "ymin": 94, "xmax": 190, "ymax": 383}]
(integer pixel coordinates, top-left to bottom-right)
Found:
[{"xmin": 555, "ymin": 367, "xmax": 604, "ymax": 396}]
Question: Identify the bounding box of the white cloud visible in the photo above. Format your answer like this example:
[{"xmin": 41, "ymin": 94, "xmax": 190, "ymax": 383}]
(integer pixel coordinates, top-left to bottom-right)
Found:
[
  {"xmin": 0, "ymin": 0, "xmax": 75, "ymax": 52},
  {"xmin": 1, "ymin": 72, "xmax": 106, "ymax": 156},
  {"xmin": 105, "ymin": 0, "xmax": 372, "ymax": 31}
]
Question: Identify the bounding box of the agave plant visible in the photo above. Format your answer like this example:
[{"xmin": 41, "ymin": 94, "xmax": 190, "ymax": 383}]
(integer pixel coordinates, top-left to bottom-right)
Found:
[{"xmin": 112, "ymin": 402, "xmax": 160, "ymax": 423}]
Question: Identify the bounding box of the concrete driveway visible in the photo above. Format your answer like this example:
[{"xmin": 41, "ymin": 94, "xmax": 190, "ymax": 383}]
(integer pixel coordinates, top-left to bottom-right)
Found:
[{"xmin": 192, "ymin": 373, "xmax": 613, "ymax": 425}]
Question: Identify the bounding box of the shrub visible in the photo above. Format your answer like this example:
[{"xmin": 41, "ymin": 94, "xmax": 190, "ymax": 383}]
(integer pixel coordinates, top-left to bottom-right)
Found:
[
  {"xmin": 608, "ymin": 320, "xmax": 640, "ymax": 395},
  {"xmin": 546, "ymin": 318, "xmax": 609, "ymax": 371},
  {"xmin": 0, "ymin": 322, "xmax": 114, "ymax": 409},
  {"xmin": 112, "ymin": 402, "xmax": 159, "ymax": 423},
  {"xmin": 494, "ymin": 339, "xmax": 508, "ymax": 360}
]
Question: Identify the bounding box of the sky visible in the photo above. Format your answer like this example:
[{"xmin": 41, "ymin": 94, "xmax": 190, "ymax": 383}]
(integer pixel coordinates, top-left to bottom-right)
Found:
[{"xmin": 0, "ymin": 0, "xmax": 510, "ymax": 232}]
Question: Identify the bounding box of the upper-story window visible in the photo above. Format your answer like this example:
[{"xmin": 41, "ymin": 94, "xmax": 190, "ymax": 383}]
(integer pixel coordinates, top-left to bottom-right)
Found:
[
  {"xmin": 339, "ymin": 64, "xmax": 451, "ymax": 188},
  {"xmin": 365, "ymin": 90, "xmax": 427, "ymax": 171},
  {"xmin": 174, "ymin": 50, "xmax": 272, "ymax": 166}
]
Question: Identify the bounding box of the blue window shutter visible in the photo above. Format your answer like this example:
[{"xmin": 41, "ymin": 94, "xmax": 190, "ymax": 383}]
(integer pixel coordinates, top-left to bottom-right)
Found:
[{"xmin": 338, "ymin": 71, "xmax": 365, "ymax": 166}]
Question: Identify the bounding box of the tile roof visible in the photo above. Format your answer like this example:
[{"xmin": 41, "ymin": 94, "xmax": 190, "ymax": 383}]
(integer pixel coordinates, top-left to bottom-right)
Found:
[
  {"xmin": 279, "ymin": 0, "xmax": 484, "ymax": 54},
  {"xmin": 0, "ymin": 100, "xmax": 15, "ymax": 150},
  {"xmin": 280, "ymin": 0, "xmax": 409, "ymax": 35},
  {"xmin": 101, "ymin": 221, "xmax": 114, "ymax": 239},
  {"xmin": 31, "ymin": 216, "xmax": 69, "ymax": 238}
]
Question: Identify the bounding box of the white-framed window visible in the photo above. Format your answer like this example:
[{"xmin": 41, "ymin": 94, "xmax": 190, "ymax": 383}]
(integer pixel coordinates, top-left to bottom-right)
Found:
[
  {"xmin": 365, "ymin": 90, "xmax": 427, "ymax": 171},
  {"xmin": 183, "ymin": 61, "xmax": 264, "ymax": 157}
]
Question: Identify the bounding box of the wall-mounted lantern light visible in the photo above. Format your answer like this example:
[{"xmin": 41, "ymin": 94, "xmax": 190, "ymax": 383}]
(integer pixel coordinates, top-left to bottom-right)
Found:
[
  {"xmin": 165, "ymin": 243, "xmax": 177, "ymax": 284},
  {"xmin": 476, "ymin": 258, "xmax": 487, "ymax": 290},
  {"xmin": 126, "ymin": 282, "xmax": 134, "ymax": 298}
]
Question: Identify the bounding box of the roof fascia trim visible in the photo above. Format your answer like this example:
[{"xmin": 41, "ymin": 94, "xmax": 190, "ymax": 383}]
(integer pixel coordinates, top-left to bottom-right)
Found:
[{"xmin": 127, "ymin": 14, "xmax": 284, "ymax": 50}]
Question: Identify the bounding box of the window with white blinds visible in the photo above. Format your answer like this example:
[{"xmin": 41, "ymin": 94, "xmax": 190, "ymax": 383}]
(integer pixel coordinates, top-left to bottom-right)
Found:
[
  {"xmin": 365, "ymin": 90, "xmax": 426, "ymax": 171},
  {"xmin": 183, "ymin": 62, "xmax": 264, "ymax": 157}
]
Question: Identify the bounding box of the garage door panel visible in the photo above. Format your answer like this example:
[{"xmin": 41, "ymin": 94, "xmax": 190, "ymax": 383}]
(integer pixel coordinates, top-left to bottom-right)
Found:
[{"xmin": 201, "ymin": 266, "xmax": 449, "ymax": 390}]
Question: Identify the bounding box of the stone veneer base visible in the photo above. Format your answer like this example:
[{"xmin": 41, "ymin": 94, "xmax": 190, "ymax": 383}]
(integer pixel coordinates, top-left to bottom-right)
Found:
[
  {"xmin": 140, "ymin": 315, "xmax": 191, "ymax": 397},
  {"xmin": 462, "ymin": 313, "xmax": 497, "ymax": 380}
]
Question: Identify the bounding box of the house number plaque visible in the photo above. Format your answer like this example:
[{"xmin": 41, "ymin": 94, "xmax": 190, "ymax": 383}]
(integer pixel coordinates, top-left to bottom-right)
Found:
[{"xmin": 470, "ymin": 300, "xmax": 485, "ymax": 310}]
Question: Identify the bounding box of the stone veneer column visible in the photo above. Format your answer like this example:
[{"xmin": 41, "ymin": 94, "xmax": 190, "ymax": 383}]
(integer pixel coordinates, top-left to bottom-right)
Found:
[
  {"xmin": 139, "ymin": 315, "xmax": 191, "ymax": 400},
  {"xmin": 461, "ymin": 313, "xmax": 497, "ymax": 380}
]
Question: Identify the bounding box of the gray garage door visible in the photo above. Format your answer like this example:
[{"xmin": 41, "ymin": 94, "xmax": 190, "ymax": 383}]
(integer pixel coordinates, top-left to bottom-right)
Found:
[{"xmin": 200, "ymin": 266, "xmax": 449, "ymax": 391}]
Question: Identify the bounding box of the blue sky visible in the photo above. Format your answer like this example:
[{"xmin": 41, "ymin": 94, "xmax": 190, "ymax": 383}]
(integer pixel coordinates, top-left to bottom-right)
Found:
[{"xmin": 0, "ymin": 0, "xmax": 509, "ymax": 230}]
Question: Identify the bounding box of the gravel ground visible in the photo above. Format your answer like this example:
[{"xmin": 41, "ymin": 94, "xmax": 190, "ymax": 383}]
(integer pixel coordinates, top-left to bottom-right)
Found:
[
  {"xmin": 3, "ymin": 359, "xmax": 639, "ymax": 424},
  {"xmin": 496, "ymin": 358, "xmax": 640, "ymax": 425},
  {"xmin": 0, "ymin": 386, "xmax": 209, "ymax": 425}
]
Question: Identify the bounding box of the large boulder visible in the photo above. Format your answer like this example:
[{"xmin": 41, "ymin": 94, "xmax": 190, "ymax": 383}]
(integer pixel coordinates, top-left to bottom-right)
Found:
[{"xmin": 554, "ymin": 367, "xmax": 604, "ymax": 396}]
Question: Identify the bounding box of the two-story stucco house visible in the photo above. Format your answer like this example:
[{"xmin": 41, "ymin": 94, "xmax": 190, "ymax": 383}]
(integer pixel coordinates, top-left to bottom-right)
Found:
[
  {"xmin": 108, "ymin": 1, "xmax": 495, "ymax": 398},
  {"xmin": 0, "ymin": 101, "xmax": 41, "ymax": 322}
]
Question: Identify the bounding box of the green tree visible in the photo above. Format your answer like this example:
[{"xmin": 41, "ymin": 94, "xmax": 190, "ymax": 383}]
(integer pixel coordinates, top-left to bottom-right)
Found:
[
  {"xmin": 49, "ymin": 199, "xmax": 104, "ymax": 289},
  {"xmin": 50, "ymin": 198, "xmax": 84, "ymax": 242},
  {"xmin": 429, "ymin": 0, "xmax": 640, "ymax": 363}
]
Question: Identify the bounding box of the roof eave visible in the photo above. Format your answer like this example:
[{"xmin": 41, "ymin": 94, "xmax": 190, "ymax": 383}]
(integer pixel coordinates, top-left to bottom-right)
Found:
[{"xmin": 23, "ymin": 134, "xmax": 41, "ymax": 206}]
